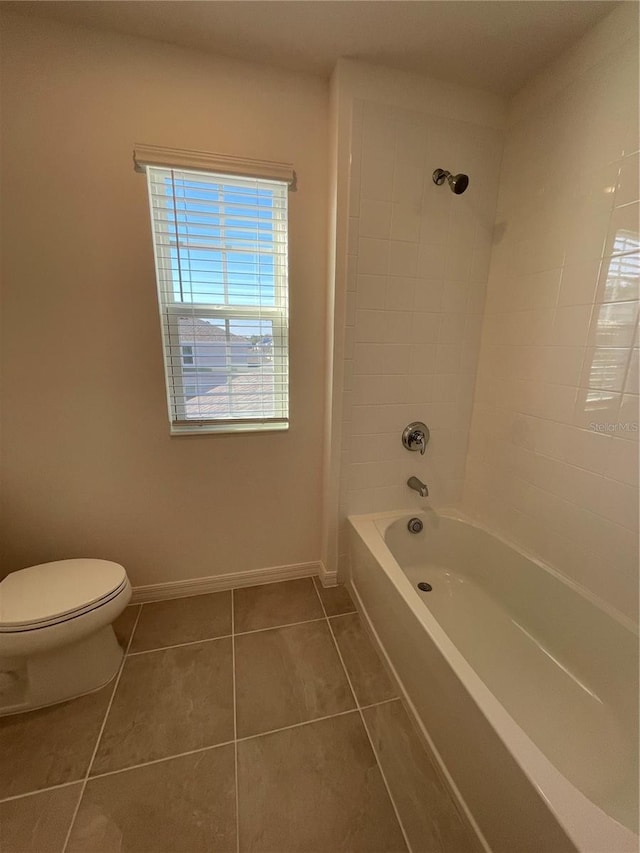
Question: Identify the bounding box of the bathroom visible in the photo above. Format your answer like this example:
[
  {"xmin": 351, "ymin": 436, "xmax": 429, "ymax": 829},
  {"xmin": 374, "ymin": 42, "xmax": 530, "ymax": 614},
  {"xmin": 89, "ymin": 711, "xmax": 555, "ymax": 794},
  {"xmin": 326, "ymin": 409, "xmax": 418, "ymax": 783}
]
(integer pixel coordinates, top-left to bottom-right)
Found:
[{"xmin": 0, "ymin": 1, "xmax": 637, "ymax": 851}]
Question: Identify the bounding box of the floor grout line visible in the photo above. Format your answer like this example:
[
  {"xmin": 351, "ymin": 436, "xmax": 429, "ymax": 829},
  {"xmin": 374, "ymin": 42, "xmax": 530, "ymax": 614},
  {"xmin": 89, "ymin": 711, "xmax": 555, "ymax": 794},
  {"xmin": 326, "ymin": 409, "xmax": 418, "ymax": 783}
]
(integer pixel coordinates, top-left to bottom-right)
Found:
[
  {"xmin": 311, "ymin": 580, "xmax": 414, "ymax": 853},
  {"xmin": 8, "ymin": 709, "xmax": 382, "ymax": 801},
  {"xmin": 126, "ymin": 633, "xmax": 233, "ymax": 656},
  {"xmin": 5, "ymin": 703, "xmax": 412, "ymax": 804},
  {"xmin": 81, "ymin": 740, "xmax": 236, "ymax": 784},
  {"xmin": 0, "ymin": 779, "xmax": 82, "ymax": 805},
  {"xmin": 124, "ymin": 616, "xmax": 335, "ymax": 659},
  {"xmin": 235, "ymin": 707, "xmax": 361, "ymax": 744},
  {"xmin": 231, "ymin": 588, "xmax": 240, "ymax": 853},
  {"xmin": 234, "ymin": 616, "xmax": 328, "ymax": 637},
  {"xmin": 5, "ymin": 704, "xmax": 382, "ymax": 802},
  {"xmin": 358, "ymin": 696, "xmax": 400, "ymax": 712},
  {"xmin": 311, "ymin": 580, "xmax": 359, "ymax": 712},
  {"xmin": 60, "ymin": 605, "xmax": 143, "ymax": 853}
]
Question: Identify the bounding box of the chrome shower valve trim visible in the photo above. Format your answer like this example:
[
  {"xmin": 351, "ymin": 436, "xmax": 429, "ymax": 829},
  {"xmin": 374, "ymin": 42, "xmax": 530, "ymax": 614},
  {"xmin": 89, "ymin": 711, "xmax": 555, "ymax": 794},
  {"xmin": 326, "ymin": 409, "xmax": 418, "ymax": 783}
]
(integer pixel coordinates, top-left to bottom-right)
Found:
[{"xmin": 402, "ymin": 422, "xmax": 430, "ymax": 455}]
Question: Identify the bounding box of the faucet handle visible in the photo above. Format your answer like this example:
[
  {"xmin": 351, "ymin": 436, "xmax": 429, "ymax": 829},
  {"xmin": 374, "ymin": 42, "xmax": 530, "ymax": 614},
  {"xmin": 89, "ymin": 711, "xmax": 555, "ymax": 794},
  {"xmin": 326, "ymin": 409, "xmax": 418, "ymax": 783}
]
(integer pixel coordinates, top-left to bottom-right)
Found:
[
  {"xmin": 411, "ymin": 431, "xmax": 426, "ymax": 455},
  {"xmin": 402, "ymin": 422, "xmax": 430, "ymax": 455}
]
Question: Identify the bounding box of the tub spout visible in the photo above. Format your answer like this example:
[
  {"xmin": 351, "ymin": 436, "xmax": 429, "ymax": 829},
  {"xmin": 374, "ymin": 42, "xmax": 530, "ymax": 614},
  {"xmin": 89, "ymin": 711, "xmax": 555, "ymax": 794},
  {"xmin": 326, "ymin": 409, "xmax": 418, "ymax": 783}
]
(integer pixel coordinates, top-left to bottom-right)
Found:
[{"xmin": 407, "ymin": 476, "xmax": 429, "ymax": 497}]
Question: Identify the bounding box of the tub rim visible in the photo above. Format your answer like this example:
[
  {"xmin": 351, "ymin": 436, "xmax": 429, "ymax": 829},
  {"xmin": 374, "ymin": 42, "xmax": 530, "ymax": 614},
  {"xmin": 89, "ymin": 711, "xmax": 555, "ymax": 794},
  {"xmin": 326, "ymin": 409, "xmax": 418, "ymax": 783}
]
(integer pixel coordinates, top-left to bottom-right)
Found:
[{"xmin": 348, "ymin": 506, "xmax": 639, "ymax": 853}]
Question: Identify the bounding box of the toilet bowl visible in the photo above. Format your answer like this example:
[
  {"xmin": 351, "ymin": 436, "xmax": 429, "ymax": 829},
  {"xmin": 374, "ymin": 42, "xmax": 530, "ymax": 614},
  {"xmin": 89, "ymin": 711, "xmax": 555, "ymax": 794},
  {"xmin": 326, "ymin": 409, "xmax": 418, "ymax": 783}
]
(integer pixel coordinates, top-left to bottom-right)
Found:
[{"xmin": 0, "ymin": 559, "xmax": 132, "ymax": 715}]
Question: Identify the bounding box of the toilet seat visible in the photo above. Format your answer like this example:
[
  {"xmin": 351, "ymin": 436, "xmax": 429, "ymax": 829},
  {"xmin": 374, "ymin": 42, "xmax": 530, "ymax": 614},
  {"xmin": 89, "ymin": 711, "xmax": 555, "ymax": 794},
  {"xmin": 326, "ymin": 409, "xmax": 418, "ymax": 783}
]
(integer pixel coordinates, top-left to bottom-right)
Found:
[{"xmin": 0, "ymin": 559, "xmax": 129, "ymax": 633}]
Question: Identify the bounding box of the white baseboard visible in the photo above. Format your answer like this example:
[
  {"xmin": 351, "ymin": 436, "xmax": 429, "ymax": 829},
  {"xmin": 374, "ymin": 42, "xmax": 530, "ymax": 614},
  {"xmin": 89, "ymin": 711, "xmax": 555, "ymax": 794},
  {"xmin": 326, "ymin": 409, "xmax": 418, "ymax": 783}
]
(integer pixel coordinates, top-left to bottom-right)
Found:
[
  {"xmin": 131, "ymin": 560, "xmax": 322, "ymax": 604},
  {"xmin": 318, "ymin": 561, "xmax": 338, "ymax": 588}
]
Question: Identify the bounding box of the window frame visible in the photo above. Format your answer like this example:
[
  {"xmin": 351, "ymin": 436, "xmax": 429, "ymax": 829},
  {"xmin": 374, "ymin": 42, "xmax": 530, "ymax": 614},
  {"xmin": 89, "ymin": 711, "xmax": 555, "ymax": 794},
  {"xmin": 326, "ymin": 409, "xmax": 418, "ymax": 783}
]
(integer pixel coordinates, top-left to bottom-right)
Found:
[
  {"xmin": 142, "ymin": 163, "xmax": 291, "ymax": 436},
  {"xmin": 163, "ymin": 303, "xmax": 288, "ymax": 428}
]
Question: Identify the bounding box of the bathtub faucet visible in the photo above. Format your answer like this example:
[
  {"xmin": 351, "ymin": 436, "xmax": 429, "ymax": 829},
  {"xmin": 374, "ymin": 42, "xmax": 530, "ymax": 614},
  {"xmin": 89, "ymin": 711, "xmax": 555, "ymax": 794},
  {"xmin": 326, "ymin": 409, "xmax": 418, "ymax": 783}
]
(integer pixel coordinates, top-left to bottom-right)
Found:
[{"xmin": 407, "ymin": 476, "xmax": 429, "ymax": 497}]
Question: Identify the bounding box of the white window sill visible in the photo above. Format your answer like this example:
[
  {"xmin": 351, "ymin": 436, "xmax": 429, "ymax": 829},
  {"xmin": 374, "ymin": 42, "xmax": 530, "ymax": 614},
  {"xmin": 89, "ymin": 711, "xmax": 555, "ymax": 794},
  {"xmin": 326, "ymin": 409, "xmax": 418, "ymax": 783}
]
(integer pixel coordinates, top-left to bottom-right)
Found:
[{"xmin": 170, "ymin": 421, "xmax": 289, "ymax": 436}]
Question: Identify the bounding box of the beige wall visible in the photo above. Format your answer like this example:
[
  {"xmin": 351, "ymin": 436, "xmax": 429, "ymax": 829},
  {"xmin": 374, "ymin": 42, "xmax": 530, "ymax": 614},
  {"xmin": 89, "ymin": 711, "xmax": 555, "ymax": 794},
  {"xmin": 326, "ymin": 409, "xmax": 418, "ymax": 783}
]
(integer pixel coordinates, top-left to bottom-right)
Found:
[
  {"xmin": 0, "ymin": 14, "xmax": 328, "ymax": 586},
  {"xmin": 464, "ymin": 3, "xmax": 639, "ymax": 623}
]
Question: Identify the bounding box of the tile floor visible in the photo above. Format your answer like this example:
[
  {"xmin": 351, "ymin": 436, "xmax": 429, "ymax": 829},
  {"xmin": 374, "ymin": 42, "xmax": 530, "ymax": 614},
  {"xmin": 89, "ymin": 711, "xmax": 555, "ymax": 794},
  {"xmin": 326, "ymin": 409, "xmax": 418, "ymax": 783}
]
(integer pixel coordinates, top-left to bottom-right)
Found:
[{"xmin": 0, "ymin": 577, "xmax": 478, "ymax": 853}]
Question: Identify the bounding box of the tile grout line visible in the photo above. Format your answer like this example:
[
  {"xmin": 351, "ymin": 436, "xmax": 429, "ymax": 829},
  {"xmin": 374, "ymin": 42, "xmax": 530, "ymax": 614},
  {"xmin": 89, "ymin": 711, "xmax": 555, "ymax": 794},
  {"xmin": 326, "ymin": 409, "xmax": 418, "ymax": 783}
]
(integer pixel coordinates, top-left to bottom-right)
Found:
[
  {"xmin": 358, "ymin": 696, "xmax": 399, "ymax": 712},
  {"xmin": 234, "ymin": 615, "xmax": 330, "ymax": 637},
  {"xmin": 4, "ymin": 704, "xmax": 409, "ymax": 804},
  {"xmin": 126, "ymin": 633, "xmax": 234, "ymax": 656},
  {"xmin": 60, "ymin": 605, "xmax": 143, "ymax": 853},
  {"xmin": 125, "ymin": 615, "xmax": 339, "ymax": 658},
  {"xmin": 0, "ymin": 779, "xmax": 82, "ymax": 805},
  {"xmin": 231, "ymin": 588, "xmax": 240, "ymax": 853},
  {"xmin": 236, "ymin": 706, "xmax": 361, "ymax": 744},
  {"xmin": 63, "ymin": 741, "xmax": 236, "ymax": 785},
  {"xmin": 55, "ymin": 709, "xmax": 366, "ymax": 788},
  {"xmin": 311, "ymin": 580, "xmax": 414, "ymax": 853}
]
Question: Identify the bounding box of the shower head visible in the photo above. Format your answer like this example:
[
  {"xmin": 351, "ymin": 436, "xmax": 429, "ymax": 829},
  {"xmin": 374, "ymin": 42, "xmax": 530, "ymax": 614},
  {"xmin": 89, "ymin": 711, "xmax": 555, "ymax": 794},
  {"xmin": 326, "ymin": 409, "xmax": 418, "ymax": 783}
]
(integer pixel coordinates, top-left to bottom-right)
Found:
[{"xmin": 432, "ymin": 168, "xmax": 469, "ymax": 195}]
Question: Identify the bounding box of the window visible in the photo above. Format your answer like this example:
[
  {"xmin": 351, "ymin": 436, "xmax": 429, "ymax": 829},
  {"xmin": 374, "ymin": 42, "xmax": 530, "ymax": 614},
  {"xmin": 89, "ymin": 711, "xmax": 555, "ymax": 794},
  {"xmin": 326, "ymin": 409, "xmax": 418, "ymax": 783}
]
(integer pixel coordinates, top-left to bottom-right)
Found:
[{"xmin": 135, "ymin": 145, "xmax": 293, "ymax": 434}]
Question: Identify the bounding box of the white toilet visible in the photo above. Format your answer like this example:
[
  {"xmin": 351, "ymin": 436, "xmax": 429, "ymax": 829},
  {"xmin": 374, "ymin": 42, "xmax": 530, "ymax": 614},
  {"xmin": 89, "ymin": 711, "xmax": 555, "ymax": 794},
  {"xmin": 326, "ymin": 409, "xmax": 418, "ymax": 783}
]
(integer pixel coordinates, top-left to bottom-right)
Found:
[{"xmin": 0, "ymin": 559, "xmax": 132, "ymax": 716}]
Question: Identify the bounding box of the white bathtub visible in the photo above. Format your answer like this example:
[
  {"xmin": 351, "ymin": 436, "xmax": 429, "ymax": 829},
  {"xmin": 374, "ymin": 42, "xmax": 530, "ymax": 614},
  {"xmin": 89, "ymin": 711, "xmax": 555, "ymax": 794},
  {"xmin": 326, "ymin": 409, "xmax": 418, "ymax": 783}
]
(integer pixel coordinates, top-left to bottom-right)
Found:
[{"xmin": 348, "ymin": 508, "xmax": 638, "ymax": 853}]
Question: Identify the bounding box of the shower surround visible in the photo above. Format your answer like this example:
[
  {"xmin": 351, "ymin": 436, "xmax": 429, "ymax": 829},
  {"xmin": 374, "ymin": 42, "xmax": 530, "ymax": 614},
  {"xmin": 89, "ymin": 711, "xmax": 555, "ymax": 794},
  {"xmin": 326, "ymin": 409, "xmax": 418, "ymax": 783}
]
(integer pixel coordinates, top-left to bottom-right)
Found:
[
  {"xmin": 329, "ymin": 4, "xmax": 638, "ymax": 625},
  {"xmin": 336, "ymin": 94, "xmax": 503, "ymax": 565},
  {"xmin": 464, "ymin": 4, "xmax": 639, "ymax": 623}
]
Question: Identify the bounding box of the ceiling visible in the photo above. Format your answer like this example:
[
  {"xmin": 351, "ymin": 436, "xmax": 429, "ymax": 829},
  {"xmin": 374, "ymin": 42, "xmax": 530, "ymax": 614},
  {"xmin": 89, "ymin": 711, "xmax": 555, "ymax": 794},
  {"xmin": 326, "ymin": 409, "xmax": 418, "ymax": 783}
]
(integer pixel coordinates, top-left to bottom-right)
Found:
[{"xmin": 0, "ymin": 0, "xmax": 624, "ymax": 95}]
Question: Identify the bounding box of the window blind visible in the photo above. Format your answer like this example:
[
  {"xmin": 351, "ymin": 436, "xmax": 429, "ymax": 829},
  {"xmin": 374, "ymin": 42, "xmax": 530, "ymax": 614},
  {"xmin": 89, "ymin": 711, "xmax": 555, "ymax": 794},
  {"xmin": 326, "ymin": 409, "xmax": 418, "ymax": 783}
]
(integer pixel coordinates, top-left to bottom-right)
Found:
[{"xmin": 143, "ymin": 165, "xmax": 289, "ymax": 434}]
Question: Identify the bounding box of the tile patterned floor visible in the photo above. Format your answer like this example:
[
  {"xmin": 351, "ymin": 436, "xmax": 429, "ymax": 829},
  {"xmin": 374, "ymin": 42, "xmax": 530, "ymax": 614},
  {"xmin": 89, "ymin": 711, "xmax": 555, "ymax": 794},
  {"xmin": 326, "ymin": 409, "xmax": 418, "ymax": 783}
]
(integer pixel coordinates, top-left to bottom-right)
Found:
[{"xmin": 0, "ymin": 577, "xmax": 479, "ymax": 853}]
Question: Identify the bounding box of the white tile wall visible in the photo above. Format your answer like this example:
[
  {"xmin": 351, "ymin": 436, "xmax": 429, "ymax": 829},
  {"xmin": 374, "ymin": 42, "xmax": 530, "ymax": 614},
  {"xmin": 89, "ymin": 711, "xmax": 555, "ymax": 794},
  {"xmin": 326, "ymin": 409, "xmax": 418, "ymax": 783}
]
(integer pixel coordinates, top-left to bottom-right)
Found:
[
  {"xmin": 464, "ymin": 29, "xmax": 639, "ymax": 622},
  {"xmin": 338, "ymin": 99, "xmax": 503, "ymax": 558}
]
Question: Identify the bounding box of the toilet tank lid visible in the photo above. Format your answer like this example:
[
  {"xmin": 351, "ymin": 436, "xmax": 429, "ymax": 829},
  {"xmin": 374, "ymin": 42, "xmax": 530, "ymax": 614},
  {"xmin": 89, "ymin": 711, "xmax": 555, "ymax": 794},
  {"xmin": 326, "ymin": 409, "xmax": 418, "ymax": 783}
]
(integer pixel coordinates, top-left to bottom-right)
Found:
[{"xmin": 0, "ymin": 559, "xmax": 128, "ymax": 626}]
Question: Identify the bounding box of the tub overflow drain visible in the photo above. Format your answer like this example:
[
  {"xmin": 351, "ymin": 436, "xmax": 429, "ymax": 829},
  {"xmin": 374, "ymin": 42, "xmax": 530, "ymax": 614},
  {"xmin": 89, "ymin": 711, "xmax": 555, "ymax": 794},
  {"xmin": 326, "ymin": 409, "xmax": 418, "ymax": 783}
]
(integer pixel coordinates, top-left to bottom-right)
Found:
[{"xmin": 417, "ymin": 582, "xmax": 433, "ymax": 592}]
